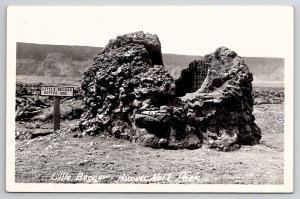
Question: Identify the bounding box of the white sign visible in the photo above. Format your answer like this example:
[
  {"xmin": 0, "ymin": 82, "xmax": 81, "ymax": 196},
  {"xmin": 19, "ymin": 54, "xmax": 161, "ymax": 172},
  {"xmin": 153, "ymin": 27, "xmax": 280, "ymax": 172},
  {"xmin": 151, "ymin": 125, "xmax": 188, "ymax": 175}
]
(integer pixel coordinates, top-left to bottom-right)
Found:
[{"xmin": 40, "ymin": 86, "xmax": 74, "ymax": 97}]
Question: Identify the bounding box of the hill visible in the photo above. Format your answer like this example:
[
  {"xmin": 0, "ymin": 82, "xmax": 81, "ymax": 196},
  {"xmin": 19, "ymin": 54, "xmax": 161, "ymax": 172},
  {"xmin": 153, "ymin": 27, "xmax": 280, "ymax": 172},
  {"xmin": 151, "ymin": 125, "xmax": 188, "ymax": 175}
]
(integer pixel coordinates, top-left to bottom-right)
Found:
[
  {"xmin": 16, "ymin": 42, "xmax": 99, "ymax": 77},
  {"xmin": 17, "ymin": 42, "xmax": 102, "ymax": 61},
  {"xmin": 16, "ymin": 42, "xmax": 284, "ymax": 83}
]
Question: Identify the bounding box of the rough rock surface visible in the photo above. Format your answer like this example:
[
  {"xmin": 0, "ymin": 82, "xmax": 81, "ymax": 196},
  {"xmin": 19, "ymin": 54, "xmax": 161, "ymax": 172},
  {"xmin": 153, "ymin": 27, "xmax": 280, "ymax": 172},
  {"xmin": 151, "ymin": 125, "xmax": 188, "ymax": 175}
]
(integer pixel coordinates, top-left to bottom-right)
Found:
[
  {"xmin": 172, "ymin": 47, "xmax": 262, "ymax": 149},
  {"xmin": 15, "ymin": 82, "xmax": 83, "ymax": 121},
  {"xmin": 80, "ymin": 31, "xmax": 175, "ymax": 138},
  {"xmin": 253, "ymin": 88, "xmax": 284, "ymax": 104},
  {"xmin": 79, "ymin": 31, "xmax": 262, "ymax": 151},
  {"xmin": 16, "ymin": 96, "xmax": 50, "ymax": 121}
]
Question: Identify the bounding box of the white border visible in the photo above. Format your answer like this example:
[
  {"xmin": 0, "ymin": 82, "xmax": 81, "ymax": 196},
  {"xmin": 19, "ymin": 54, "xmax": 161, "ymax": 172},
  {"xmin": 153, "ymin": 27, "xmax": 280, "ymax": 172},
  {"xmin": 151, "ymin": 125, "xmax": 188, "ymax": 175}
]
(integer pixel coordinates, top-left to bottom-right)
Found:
[{"xmin": 6, "ymin": 5, "xmax": 294, "ymax": 193}]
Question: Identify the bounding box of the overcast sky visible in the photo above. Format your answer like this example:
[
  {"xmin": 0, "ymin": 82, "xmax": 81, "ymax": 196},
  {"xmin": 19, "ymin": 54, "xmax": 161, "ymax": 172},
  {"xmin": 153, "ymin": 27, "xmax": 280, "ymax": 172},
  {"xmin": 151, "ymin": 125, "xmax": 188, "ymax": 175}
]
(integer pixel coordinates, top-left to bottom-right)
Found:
[{"xmin": 9, "ymin": 6, "xmax": 293, "ymax": 57}]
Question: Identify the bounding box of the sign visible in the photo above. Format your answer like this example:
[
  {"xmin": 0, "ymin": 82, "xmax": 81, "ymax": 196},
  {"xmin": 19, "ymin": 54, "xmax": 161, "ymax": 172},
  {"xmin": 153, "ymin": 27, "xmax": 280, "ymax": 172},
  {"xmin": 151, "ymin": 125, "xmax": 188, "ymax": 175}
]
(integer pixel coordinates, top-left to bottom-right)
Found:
[
  {"xmin": 40, "ymin": 86, "xmax": 74, "ymax": 132},
  {"xmin": 40, "ymin": 86, "xmax": 74, "ymax": 97}
]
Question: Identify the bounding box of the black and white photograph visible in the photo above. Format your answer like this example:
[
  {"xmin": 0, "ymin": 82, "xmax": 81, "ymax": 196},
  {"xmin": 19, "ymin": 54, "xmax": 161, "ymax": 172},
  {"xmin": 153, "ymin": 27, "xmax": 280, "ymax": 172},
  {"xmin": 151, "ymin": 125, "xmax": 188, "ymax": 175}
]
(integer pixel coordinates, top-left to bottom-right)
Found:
[{"xmin": 6, "ymin": 6, "xmax": 293, "ymax": 192}]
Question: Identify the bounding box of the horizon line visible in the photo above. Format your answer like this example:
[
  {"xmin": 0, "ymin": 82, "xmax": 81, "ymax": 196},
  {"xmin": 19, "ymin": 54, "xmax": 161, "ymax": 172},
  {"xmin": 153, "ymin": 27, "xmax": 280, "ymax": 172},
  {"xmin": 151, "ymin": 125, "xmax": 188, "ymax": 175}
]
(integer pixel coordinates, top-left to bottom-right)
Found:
[{"xmin": 16, "ymin": 41, "xmax": 285, "ymax": 59}]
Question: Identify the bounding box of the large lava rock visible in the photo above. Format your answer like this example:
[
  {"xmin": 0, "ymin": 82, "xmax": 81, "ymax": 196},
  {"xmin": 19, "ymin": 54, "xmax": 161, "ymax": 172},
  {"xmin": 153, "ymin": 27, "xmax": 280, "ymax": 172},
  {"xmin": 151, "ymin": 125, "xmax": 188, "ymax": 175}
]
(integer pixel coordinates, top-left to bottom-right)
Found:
[
  {"xmin": 80, "ymin": 31, "xmax": 261, "ymax": 151},
  {"xmin": 173, "ymin": 47, "xmax": 261, "ymax": 150},
  {"xmin": 80, "ymin": 31, "xmax": 175, "ymax": 138}
]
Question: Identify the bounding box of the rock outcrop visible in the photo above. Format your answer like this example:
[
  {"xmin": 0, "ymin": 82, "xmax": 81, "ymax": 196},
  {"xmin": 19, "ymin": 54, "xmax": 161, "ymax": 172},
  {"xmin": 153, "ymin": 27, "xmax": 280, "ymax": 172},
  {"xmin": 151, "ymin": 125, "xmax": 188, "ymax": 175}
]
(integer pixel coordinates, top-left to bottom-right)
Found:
[
  {"xmin": 79, "ymin": 31, "xmax": 262, "ymax": 151},
  {"xmin": 80, "ymin": 31, "xmax": 174, "ymax": 138}
]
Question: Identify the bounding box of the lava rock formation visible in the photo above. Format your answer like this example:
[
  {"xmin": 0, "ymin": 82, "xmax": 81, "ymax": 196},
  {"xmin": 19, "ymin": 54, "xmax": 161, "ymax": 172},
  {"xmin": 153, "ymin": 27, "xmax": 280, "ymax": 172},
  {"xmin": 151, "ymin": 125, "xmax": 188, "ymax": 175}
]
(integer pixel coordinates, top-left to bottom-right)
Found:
[{"xmin": 79, "ymin": 31, "xmax": 262, "ymax": 151}]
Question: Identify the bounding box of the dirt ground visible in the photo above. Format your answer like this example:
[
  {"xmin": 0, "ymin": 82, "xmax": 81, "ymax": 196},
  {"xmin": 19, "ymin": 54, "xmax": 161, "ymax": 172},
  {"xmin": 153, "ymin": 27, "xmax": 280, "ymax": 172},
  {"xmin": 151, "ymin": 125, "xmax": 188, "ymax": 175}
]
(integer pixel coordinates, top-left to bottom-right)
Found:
[{"xmin": 15, "ymin": 104, "xmax": 284, "ymax": 184}]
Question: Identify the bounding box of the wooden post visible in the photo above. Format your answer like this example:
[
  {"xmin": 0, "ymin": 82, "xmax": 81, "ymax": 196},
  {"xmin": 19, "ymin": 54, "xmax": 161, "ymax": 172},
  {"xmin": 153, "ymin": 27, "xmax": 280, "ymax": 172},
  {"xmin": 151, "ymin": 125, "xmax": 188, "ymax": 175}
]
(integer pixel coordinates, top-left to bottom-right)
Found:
[
  {"xmin": 53, "ymin": 96, "xmax": 60, "ymax": 132},
  {"xmin": 40, "ymin": 86, "xmax": 74, "ymax": 133}
]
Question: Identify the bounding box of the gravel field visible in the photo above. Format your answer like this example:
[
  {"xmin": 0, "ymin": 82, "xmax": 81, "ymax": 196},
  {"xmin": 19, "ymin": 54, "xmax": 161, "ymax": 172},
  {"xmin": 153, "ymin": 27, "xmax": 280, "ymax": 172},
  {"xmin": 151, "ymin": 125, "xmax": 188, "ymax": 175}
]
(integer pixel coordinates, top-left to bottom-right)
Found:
[{"xmin": 15, "ymin": 104, "xmax": 284, "ymax": 184}]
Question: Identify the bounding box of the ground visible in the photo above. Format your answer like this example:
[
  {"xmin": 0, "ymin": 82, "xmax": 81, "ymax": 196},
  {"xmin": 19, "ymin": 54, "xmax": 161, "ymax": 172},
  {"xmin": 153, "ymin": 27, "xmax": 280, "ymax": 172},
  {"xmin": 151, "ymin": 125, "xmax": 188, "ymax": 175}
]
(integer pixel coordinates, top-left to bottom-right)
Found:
[{"xmin": 15, "ymin": 104, "xmax": 284, "ymax": 184}]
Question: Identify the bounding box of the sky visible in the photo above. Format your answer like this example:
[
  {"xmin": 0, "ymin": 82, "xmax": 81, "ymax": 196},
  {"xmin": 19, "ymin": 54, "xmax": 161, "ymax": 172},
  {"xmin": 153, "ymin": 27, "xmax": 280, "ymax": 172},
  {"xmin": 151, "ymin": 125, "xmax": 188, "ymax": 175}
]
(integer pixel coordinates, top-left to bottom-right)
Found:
[{"xmin": 9, "ymin": 6, "xmax": 293, "ymax": 57}]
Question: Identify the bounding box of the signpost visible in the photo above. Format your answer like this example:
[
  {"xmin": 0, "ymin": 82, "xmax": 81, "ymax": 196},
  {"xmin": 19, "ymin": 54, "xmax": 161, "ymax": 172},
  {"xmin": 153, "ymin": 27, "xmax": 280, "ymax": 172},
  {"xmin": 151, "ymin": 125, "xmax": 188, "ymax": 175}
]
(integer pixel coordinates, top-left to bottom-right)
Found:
[{"xmin": 40, "ymin": 86, "xmax": 74, "ymax": 132}]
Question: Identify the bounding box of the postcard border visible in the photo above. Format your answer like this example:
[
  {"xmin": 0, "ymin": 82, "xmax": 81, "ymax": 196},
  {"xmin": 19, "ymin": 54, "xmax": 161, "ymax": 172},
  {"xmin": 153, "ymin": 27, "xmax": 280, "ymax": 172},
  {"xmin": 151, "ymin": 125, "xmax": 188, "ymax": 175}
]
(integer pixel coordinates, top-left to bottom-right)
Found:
[{"xmin": 6, "ymin": 5, "xmax": 294, "ymax": 193}]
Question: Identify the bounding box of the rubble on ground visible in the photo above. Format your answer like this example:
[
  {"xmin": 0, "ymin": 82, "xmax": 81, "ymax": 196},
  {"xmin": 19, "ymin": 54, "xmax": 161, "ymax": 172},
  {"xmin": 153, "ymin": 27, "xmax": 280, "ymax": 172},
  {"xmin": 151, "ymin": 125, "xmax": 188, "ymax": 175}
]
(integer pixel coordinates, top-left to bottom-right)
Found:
[
  {"xmin": 15, "ymin": 83, "xmax": 83, "ymax": 122},
  {"xmin": 32, "ymin": 99, "xmax": 83, "ymax": 122},
  {"xmin": 16, "ymin": 96, "xmax": 50, "ymax": 121},
  {"xmin": 252, "ymin": 88, "xmax": 284, "ymax": 105}
]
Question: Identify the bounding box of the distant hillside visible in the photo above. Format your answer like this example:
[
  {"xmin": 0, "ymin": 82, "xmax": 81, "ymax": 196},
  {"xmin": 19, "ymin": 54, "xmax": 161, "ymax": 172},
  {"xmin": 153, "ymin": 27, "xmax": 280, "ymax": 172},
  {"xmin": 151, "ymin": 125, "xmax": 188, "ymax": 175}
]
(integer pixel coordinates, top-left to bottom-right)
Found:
[
  {"xmin": 16, "ymin": 42, "xmax": 284, "ymax": 82},
  {"xmin": 163, "ymin": 53, "xmax": 202, "ymax": 79},
  {"xmin": 163, "ymin": 53, "xmax": 284, "ymax": 82},
  {"xmin": 17, "ymin": 42, "xmax": 102, "ymax": 61},
  {"xmin": 244, "ymin": 57, "xmax": 284, "ymax": 82},
  {"xmin": 16, "ymin": 42, "xmax": 100, "ymax": 77}
]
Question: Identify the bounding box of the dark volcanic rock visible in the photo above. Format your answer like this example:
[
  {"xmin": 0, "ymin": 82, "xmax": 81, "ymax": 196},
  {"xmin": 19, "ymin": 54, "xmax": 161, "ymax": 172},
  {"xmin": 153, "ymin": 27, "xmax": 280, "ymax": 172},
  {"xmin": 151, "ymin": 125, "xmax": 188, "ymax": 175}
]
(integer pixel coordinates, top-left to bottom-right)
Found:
[
  {"xmin": 252, "ymin": 88, "xmax": 284, "ymax": 104},
  {"xmin": 104, "ymin": 31, "xmax": 164, "ymax": 66},
  {"xmin": 80, "ymin": 31, "xmax": 175, "ymax": 138},
  {"xmin": 15, "ymin": 82, "xmax": 83, "ymax": 122},
  {"xmin": 175, "ymin": 60, "xmax": 210, "ymax": 96},
  {"xmin": 16, "ymin": 96, "xmax": 50, "ymax": 121},
  {"xmin": 80, "ymin": 32, "xmax": 262, "ymax": 151},
  {"xmin": 174, "ymin": 47, "xmax": 262, "ymax": 149}
]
